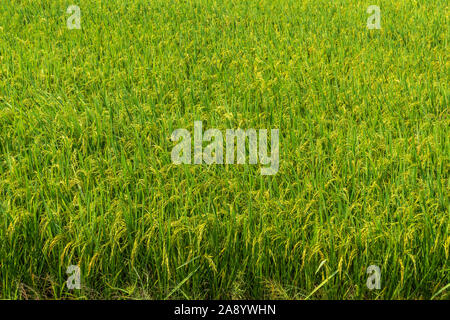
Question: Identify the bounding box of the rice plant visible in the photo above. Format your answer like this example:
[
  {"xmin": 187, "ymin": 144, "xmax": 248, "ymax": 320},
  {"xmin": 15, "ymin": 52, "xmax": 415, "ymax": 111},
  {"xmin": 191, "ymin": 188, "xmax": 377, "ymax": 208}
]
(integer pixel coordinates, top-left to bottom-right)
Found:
[{"xmin": 0, "ymin": 0, "xmax": 448, "ymax": 299}]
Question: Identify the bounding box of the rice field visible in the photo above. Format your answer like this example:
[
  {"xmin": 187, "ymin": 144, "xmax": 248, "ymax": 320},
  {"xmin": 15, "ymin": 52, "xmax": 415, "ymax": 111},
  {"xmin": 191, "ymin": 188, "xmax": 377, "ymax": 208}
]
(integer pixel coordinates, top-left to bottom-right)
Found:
[{"xmin": 0, "ymin": 0, "xmax": 448, "ymax": 299}]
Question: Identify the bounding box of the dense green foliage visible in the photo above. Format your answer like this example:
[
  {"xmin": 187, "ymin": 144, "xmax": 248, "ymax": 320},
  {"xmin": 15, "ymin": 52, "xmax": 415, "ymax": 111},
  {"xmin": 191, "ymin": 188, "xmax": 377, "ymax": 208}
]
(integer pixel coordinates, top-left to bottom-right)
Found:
[{"xmin": 0, "ymin": 0, "xmax": 448, "ymax": 299}]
